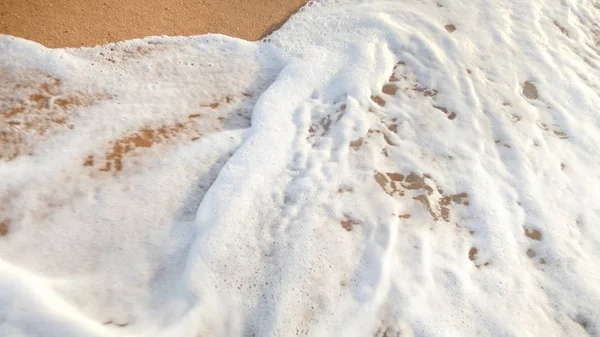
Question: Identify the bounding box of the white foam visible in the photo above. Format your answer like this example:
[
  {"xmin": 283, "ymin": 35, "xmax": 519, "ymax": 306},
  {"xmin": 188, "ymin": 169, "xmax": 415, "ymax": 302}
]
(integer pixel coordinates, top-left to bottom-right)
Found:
[{"xmin": 1, "ymin": 0, "xmax": 600, "ymax": 336}]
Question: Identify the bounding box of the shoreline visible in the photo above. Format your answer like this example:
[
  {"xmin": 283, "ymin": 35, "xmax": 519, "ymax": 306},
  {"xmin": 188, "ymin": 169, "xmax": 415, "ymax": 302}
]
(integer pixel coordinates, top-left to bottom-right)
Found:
[{"xmin": 0, "ymin": 0, "xmax": 307, "ymax": 48}]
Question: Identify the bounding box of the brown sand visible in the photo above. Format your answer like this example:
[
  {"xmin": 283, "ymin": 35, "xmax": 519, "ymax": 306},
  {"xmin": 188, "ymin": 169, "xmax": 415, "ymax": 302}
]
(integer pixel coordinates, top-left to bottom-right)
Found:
[{"xmin": 0, "ymin": 0, "xmax": 308, "ymax": 48}]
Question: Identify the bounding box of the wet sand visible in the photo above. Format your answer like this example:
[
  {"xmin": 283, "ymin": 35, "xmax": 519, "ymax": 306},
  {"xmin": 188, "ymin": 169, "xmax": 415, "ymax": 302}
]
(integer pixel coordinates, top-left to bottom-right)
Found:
[{"xmin": 0, "ymin": 0, "xmax": 308, "ymax": 48}]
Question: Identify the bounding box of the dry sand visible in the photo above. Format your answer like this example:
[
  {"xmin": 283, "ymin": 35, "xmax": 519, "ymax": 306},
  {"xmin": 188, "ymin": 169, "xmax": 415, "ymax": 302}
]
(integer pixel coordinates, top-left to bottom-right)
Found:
[{"xmin": 0, "ymin": 0, "xmax": 308, "ymax": 48}]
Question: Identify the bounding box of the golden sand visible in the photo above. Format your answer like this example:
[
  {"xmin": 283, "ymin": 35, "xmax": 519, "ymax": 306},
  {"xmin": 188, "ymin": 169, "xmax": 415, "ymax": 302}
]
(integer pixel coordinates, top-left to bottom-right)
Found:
[{"xmin": 0, "ymin": 0, "xmax": 308, "ymax": 48}]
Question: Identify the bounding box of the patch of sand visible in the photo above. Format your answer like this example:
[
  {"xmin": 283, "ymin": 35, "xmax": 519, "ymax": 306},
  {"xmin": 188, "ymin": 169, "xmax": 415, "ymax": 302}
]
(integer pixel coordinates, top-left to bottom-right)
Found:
[{"xmin": 0, "ymin": 0, "xmax": 308, "ymax": 48}]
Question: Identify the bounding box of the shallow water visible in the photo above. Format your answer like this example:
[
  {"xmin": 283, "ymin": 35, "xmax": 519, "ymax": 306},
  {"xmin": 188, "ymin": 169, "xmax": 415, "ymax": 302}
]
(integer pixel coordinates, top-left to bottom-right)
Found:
[{"xmin": 1, "ymin": 0, "xmax": 600, "ymax": 336}]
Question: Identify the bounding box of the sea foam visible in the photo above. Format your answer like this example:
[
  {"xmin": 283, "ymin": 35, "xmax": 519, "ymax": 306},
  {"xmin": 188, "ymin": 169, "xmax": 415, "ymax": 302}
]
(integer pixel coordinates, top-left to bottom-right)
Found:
[{"xmin": 1, "ymin": 0, "xmax": 600, "ymax": 336}]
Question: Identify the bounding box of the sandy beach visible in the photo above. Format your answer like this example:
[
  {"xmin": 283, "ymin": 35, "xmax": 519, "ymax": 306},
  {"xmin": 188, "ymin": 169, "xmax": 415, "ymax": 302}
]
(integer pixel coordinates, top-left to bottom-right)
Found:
[
  {"xmin": 2, "ymin": 0, "xmax": 600, "ymax": 335},
  {"xmin": 0, "ymin": 0, "xmax": 308, "ymax": 48}
]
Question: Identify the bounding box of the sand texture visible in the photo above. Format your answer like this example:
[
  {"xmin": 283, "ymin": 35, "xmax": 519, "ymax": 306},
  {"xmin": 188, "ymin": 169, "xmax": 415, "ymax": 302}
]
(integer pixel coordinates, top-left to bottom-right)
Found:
[{"xmin": 0, "ymin": 0, "xmax": 308, "ymax": 48}]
